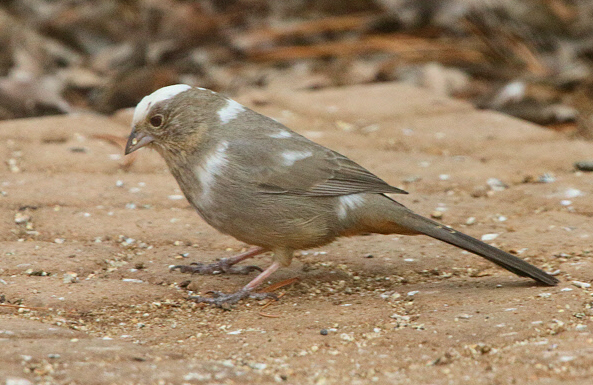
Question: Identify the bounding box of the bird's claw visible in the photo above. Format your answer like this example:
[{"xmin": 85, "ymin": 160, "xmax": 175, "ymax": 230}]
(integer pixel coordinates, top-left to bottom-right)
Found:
[
  {"xmin": 189, "ymin": 289, "xmax": 278, "ymax": 308},
  {"xmin": 170, "ymin": 258, "xmax": 262, "ymax": 275}
]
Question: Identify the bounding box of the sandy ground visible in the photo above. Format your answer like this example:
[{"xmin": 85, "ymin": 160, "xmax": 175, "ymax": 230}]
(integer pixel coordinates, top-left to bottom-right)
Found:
[{"xmin": 1, "ymin": 82, "xmax": 593, "ymax": 384}]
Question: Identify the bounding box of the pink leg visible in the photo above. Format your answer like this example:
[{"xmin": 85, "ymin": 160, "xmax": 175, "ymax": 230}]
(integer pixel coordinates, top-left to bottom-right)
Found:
[
  {"xmin": 226, "ymin": 247, "xmax": 266, "ymax": 265},
  {"xmin": 171, "ymin": 246, "xmax": 267, "ymax": 275},
  {"xmin": 244, "ymin": 261, "xmax": 282, "ymax": 291}
]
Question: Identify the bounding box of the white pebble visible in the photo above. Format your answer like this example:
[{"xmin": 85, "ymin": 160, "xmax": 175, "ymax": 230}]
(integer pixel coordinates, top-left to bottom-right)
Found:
[
  {"xmin": 572, "ymin": 281, "xmax": 591, "ymax": 289},
  {"xmin": 481, "ymin": 233, "xmax": 499, "ymax": 241},
  {"xmin": 487, "ymin": 178, "xmax": 507, "ymax": 191},
  {"xmin": 168, "ymin": 195, "xmax": 184, "ymax": 200},
  {"xmin": 5, "ymin": 378, "xmax": 33, "ymax": 385},
  {"xmin": 249, "ymin": 363, "xmax": 267, "ymax": 370},
  {"xmin": 184, "ymin": 373, "xmax": 212, "ymax": 381},
  {"xmin": 564, "ymin": 188, "xmax": 583, "ymax": 198}
]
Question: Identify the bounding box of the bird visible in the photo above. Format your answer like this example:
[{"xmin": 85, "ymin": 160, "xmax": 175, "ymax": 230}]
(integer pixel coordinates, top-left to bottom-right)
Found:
[{"xmin": 125, "ymin": 84, "xmax": 559, "ymax": 306}]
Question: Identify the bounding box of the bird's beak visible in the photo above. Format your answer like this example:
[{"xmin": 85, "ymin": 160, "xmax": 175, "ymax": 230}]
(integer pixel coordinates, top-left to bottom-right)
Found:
[{"xmin": 125, "ymin": 128, "xmax": 154, "ymax": 155}]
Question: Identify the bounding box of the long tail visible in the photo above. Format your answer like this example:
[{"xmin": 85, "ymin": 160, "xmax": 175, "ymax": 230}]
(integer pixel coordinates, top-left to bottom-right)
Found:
[{"xmin": 392, "ymin": 210, "xmax": 559, "ymax": 286}]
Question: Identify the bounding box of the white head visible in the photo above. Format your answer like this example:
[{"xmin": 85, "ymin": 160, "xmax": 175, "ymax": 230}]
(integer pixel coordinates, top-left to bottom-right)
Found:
[{"xmin": 132, "ymin": 84, "xmax": 192, "ymax": 126}]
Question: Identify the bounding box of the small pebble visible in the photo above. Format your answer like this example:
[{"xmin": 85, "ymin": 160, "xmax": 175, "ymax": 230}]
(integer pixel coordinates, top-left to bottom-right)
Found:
[
  {"xmin": 487, "ymin": 178, "xmax": 508, "ymax": 191},
  {"xmin": 431, "ymin": 211, "xmax": 443, "ymax": 219},
  {"xmin": 248, "ymin": 363, "xmax": 267, "ymax": 370},
  {"xmin": 5, "ymin": 378, "xmax": 33, "ymax": 385},
  {"xmin": 572, "ymin": 281, "xmax": 591, "ymax": 289},
  {"xmin": 466, "ymin": 217, "xmax": 476, "ymax": 225},
  {"xmin": 63, "ymin": 272, "xmax": 78, "ymax": 284},
  {"xmin": 537, "ymin": 173, "xmax": 555, "ymax": 183},
  {"xmin": 574, "ymin": 161, "xmax": 593, "ymax": 172},
  {"xmin": 564, "ymin": 188, "xmax": 583, "ymax": 198},
  {"xmin": 14, "ymin": 213, "xmax": 31, "ymax": 224},
  {"xmin": 481, "ymin": 233, "xmax": 499, "ymax": 241},
  {"xmin": 403, "ymin": 176, "xmax": 421, "ymax": 183},
  {"xmin": 320, "ymin": 329, "xmax": 329, "ymax": 335}
]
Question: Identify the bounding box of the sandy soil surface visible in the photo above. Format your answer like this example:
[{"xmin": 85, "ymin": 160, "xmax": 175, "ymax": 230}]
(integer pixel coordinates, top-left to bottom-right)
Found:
[{"xmin": 1, "ymin": 82, "xmax": 593, "ymax": 384}]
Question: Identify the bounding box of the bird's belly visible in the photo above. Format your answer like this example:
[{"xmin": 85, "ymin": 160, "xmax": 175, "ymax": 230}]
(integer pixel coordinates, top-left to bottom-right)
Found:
[{"xmin": 192, "ymin": 194, "xmax": 338, "ymax": 250}]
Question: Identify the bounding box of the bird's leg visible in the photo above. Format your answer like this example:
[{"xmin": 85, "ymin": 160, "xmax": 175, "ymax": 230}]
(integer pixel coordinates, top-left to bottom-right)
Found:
[
  {"xmin": 170, "ymin": 247, "xmax": 265, "ymax": 275},
  {"xmin": 189, "ymin": 261, "xmax": 282, "ymax": 307}
]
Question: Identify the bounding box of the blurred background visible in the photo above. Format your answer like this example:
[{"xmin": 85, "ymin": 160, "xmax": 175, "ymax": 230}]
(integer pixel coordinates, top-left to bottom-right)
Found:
[{"xmin": 1, "ymin": 0, "xmax": 593, "ymax": 137}]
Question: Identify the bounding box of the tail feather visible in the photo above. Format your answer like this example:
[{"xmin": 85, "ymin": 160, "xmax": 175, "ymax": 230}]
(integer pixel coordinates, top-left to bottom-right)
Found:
[{"xmin": 395, "ymin": 211, "xmax": 559, "ymax": 286}]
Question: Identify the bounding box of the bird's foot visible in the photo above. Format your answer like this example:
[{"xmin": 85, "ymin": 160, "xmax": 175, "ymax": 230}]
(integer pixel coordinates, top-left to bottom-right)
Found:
[
  {"xmin": 189, "ymin": 289, "xmax": 278, "ymax": 308},
  {"xmin": 170, "ymin": 258, "xmax": 263, "ymax": 275}
]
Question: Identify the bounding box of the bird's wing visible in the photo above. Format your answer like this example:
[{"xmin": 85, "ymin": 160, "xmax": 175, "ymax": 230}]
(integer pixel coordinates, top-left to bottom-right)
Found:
[{"xmin": 242, "ymin": 138, "xmax": 407, "ymax": 197}]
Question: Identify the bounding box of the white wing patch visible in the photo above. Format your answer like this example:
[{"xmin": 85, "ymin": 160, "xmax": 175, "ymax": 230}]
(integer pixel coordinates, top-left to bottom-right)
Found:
[
  {"xmin": 269, "ymin": 130, "xmax": 292, "ymax": 139},
  {"xmin": 281, "ymin": 150, "xmax": 312, "ymax": 166},
  {"xmin": 217, "ymin": 99, "xmax": 246, "ymax": 124},
  {"xmin": 337, "ymin": 194, "xmax": 366, "ymax": 220},
  {"xmin": 132, "ymin": 84, "xmax": 191, "ymax": 126},
  {"xmin": 195, "ymin": 141, "xmax": 229, "ymax": 204}
]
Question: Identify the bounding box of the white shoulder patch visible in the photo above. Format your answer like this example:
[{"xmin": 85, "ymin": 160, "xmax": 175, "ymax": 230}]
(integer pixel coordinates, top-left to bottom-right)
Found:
[
  {"xmin": 337, "ymin": 194, "xmax": 366, "ymax": 220},
  {"xmin": 269, "ymin": 130, "xmax": 292, "ymax": 139},
  {"xmin": 281, "ymin": 150, "xmax": 312, "ymax": 166},
  {"xmin": 195, "ymin": 141, "xmax": 230, "ymax": 205},
  {"xmin": 217, "ymin": 99, "xmax": 246, "ymax": 124},
  {"xmin": 132, "ymin": 84, "xmax": 192, "ymax": 126}
]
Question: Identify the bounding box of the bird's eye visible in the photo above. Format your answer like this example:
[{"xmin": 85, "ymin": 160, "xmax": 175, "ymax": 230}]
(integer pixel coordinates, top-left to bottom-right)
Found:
[{"xmin": 149, "ymin": 114, "xmax": 164, "ymax": 128}]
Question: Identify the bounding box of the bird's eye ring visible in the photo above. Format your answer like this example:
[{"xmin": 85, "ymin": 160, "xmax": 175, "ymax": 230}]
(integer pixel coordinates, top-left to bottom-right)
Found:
[{"xmin": 149, "ymin": 114, "xmax": 164, "ymax": 128}]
